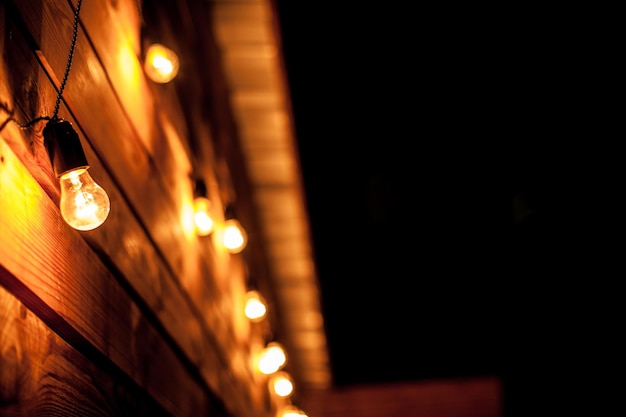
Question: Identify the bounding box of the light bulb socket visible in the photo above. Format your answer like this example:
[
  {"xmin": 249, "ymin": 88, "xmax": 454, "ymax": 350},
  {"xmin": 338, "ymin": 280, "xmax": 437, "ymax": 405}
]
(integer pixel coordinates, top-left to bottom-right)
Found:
[
  {"xmin": 224, "ymin": 204, "xmax": 236, "ymax": 221},
  {"xmin": 193, "ymin": 178, "xmax": 208, "ymax": 198},
  {"xmin": 43, "ymin": 119, "xmax": 89, "ymax": 178}
]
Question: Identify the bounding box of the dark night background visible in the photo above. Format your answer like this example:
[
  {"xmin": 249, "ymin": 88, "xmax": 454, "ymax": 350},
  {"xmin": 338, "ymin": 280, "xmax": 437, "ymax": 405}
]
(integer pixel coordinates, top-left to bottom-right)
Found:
[{"xmin": 274, "ymin": 2, "xmax": 620, "ymax": 415}]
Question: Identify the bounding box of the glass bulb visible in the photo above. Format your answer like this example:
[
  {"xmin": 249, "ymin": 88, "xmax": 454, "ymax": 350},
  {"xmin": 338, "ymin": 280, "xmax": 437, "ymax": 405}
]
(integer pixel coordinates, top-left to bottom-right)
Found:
[
  {"xmin": 144, "ymin": 43, "xmax": 179, "ymax": 83},
  {"xmin": 270, "ymin": 372, "xmax": 294, "ymax": 398},
  {"xmin": 193, "ymin": 197, "xmax": 214, "ymax": 236},
  {"xmin": 258, "ymin": 342, "xmax": 287, "ymax": 375},
  {"xmin": 59, "ymin": 168, "xmax": 110, "ymax": 231},
  {"xmin": 223, "ymin": 219, "xmax": 247, "ymax": 253},
  {"xmin": 245, "ymin": 290, "xmax": 267, "ymax": 322}
]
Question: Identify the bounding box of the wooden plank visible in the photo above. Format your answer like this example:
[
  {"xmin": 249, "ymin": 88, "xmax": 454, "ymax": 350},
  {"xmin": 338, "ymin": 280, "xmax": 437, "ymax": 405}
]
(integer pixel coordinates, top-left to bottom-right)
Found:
[
  {"xmin": 0, "ymin": 285, "xmax": 177, "ymax": 417},
  {"xmin": 79, "ymin": 0, "xmax": 154, "ymax": 151}
]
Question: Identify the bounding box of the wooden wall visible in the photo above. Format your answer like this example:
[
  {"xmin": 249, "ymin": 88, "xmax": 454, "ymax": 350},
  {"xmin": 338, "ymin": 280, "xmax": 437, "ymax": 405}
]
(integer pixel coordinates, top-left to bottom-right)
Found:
[{"xmin": 1, "ymin": 0, "xmax": 274, "ymax": 416}]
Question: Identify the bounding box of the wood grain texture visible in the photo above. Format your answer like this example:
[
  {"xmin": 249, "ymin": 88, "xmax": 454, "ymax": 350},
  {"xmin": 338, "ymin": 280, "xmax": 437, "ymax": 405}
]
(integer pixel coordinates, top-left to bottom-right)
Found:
[{"xmin": 0, "ymin": 285, "xmax": 177, "ymax": 417}]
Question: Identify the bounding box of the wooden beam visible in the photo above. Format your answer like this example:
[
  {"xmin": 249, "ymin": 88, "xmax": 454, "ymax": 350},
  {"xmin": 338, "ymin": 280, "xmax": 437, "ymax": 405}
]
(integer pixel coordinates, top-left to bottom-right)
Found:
[{"xmin": 0, "ymin": 285, "xmax": 179, "ymax": 417}]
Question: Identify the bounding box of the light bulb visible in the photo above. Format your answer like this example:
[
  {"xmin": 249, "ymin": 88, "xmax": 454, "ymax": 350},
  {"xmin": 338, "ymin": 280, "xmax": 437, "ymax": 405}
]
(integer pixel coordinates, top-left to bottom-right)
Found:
[
  {"xmin": 144, "ymin": 43, "xmax": 179, "ymax": 83},
  {"xmin": 258, "ymin": 342, "xmax": 287, "ymax": 375},
  {"xmin": 193, "ymin": 196, "xmax": 214, "ymax": 236},
  {"xmin": 43, "ymin": 119, "xmax": 111, "ymax": 231},
  {"xmin": 245, "ymin": 290, "xmax": 267, "ymax": 322},
  {"xmin": 223, "ymin": 218, "xmax": 247, "ymax": 253},
  {"xmin": 270, "ymin": 372, "xmax": 294, "ymax": 398},
  {"xmin": 59, "ymin": 168, "xmax": 110, "ymax": 231}
]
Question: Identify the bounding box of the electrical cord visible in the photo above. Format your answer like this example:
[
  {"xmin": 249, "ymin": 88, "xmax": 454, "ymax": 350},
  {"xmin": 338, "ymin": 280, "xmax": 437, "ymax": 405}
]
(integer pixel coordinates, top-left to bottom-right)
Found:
[
  {"xmin": 52, "ymin": 0, "xmax": 82, "ymax": 120},
  {"xmin": 0, "ymin": 0, "xmax": 82, "ymax": 132}
]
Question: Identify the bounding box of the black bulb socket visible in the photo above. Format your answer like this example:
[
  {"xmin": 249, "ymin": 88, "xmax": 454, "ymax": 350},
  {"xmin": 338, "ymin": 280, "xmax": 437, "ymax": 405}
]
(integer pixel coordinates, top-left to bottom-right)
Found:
[{"xmin": 43, "ymin": 119, "xmax": 89, "ymax": 178}]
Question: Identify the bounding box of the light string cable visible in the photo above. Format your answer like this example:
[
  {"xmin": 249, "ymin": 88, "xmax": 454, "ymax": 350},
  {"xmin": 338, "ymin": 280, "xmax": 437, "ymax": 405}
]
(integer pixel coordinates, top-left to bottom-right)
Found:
[{"xmin": 0, "ymin": 0, "xmax": 83, "ymax": 132}]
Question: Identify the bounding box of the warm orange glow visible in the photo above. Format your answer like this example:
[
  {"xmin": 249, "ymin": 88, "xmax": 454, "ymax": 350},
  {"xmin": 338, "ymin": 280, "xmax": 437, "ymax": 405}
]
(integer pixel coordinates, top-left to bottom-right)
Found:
[
  {"xmin": 115, "ymin": 41, "xmax": 154, "ymax": 145},
  {"xmin": 245, "ymin": 290, "xmax": 267, "ymax": 322},
  {"xmin": 179, "ymin": 197, "xmax": 196, "ymax": 240},
  {"xmin": 144, "ymin": 43, "xmax": 179, "ymax": 83},
  {"xmin": 59, "ymin": 168, "xmax": 110, "ymax": 231},
  {"xmin": 258, "ymin": 342, "xmax": 287, "ymax": 375},
  {"xmin": 0, "ymin": 136, "xmax": 52, "ymax": 252},
  {"xmin": 117, "ymin": 43, "xmax": 142, "ymax": 88},
  {"xmin": 193, "ymin": 196, "xmax": 214, "ymax": 236}
]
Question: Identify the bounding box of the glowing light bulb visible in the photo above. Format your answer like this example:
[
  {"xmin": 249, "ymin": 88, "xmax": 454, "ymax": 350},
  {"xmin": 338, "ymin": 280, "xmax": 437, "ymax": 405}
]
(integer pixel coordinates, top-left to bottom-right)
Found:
[
  {"xmin": 193, "ymin": 196, "xmax": 214, "ymax": 236},
  {"xmin": 279, "ymin": 406, "xmax": 308, "ymax": 417},
  {"xmin": 43, "ymin": 119, "xmax": 111, "ymax": 231},
  {"xmin": 223, "ymin": 218, "xmax": 247, "ymax": 253},
  {"xmin": 270, "ymin": 372, "xmax": 294, "ymax": 398},
  {"xmin": 144, "ymin": 43, "xmax": 179, "ymax": 83},
  {"xmin": 245, "ymin": 290, "xmax": 267, "ymax": 322},
  {"xmin": 59, "ymin": 168, "xmax": 110, "ymax": 231},
  {"xmin": 258, "ymin": 342, "xmax": 287, "ymax": 375}
]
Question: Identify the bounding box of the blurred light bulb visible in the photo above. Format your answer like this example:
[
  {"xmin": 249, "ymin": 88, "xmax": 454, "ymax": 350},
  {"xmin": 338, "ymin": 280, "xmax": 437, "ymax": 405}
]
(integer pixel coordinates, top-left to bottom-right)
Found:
[
  {"xmin": 270, "ymin": 372, "xmax": 294, "ymax": 398},
  {"xmin": 258, "ymin": 342, "xmax": 287, "ymax": 375},
  {"xmin": 279, "ymin": 406, "xmax": 308, "ymax": 417},
  {"xmin": 223, "ymin": 218, "xmax": 247, "ymax": 253},
  {"xmin": 245, "ymin": 290, "xmax": 267, "ymax": 322},
  {"xmin": 144, "ymin": 43, "xmax": 179, "ymax": 83},
  {"xmin": 59, "ymin": 169, "xmax": 110, "ymax": 230},
  {"xmin": 193, "ymin": 196, "xmax": 214, "ymax": 236}
]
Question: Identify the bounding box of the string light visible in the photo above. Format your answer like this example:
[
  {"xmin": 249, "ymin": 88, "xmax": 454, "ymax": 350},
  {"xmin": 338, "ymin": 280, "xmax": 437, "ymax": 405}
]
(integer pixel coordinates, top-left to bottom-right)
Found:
[
  {"xmin": 222, "ymin": 218, "xmax": 247, "ymax": 253},
  {"xmin": 244, "ymin": 290, "xmax": 267, "ymax": 322},
  {"xmin": 193, "ymin": 179, "xmax": 214, "ymax": 236},
  {"xmin": 257, "ymin": 342, "xmax": 287, "ymax": 375},
  {"xmin": 144, "ymin": 43, "xmax": 180, "ymax": 83},
  {"xmin": 3, "ymin": 3, "xmax": 306, "ymax": 415},
  {"xmin": 45, "ymin": 0, "xmax": 110, "ymax": 231},
  {"xmin": 269, "ymin": 371, "xmax": 294, "ymax": 398},
  {"xmin": 43, "ymin": 119, "xmax": 110, "ymax": 230}
]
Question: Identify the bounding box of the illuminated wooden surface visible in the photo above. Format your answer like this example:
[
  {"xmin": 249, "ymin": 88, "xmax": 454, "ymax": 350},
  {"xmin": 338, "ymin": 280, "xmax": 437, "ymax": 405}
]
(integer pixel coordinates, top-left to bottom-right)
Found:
[
  {"xmin": 0, "ymin": 286, "xmax": 175, "ymax": 417},
  {"xmin": 0, "ymin": 129, "xmax": 212, "ymax": 417},
  {"xmin": 2, "ymin": 1, "xmax": 275, "ymax": 416}
]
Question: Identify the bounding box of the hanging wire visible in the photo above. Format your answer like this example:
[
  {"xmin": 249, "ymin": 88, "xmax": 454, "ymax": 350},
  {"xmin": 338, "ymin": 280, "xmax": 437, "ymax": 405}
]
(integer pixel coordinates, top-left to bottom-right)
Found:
[
  {"xmin": 52, "ymin": 0, "xmax": 83, "ymax": 120},
  {"xmin": 0, "ymin": 0, "xmax": 82, "ymax": 133},
  {"xmin": 0, "ymin": 101, "xmax": 50, "ymax": 132}
]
